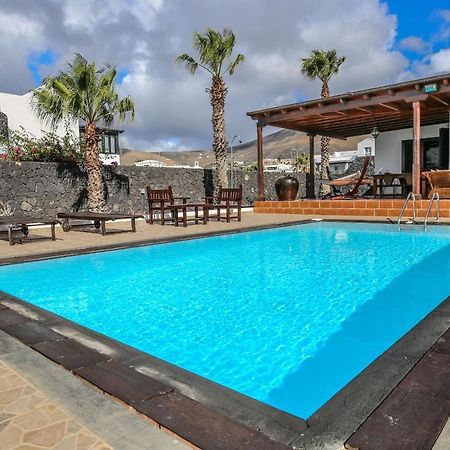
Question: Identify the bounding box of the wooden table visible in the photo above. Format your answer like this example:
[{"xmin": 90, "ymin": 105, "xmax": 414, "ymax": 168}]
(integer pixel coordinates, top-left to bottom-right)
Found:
[
  {"xmin": 372, "ymin": 173, "xmax": 412, "ymax": 198},
  {"xmin": 57, "ymin": 212, "xmax": 142, "ymax": 235},
  {"xmin": 165, "ymin": 204, "xmax": 210, "ymax": 227},
  {"xmin": 0, "ymin": 217, "xmax": 58, "ymax": 245}
]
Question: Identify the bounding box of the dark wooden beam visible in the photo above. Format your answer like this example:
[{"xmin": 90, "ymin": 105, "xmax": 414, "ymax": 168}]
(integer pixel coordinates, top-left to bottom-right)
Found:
[
  {"xmin": 256, "ymin": 122, "xmax": 265, "ymax": 201},
  {"xmin": 308, "ymin": 133, "xmax": 316, "ymax": 198},
  {"xmin": 412, "ymin": 101, "xmax": 421, "ymax": 196}
]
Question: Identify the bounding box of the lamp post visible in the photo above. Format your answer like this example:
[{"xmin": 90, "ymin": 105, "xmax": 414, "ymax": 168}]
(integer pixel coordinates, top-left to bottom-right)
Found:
[
  {"xmin": 230, "ymin": 135, "xmax": 242, "ymax": 187},
  {"xmin": 291, "ymin": 148, "xmax": 299, "ymax": 171}
]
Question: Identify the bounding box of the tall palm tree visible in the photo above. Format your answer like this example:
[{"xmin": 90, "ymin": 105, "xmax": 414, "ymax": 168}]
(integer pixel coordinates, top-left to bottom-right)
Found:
[
  {"xmin": 32, "ymin": 53, "xmax": 135, "ymax": 211},
  {"xmin": 300, "ymin": 50, "xmax": 345, "ymax": 196},
  {"xmin": 176, "ymin": 28, "xmax": 244, "ymax": 188}
]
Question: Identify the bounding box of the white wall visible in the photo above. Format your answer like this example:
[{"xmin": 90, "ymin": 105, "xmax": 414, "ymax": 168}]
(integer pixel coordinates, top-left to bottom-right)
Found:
[
  {"xmin": 0, "ymin": 92, "xmax": 78, "ymax": 138},
  {"xmin": 375, "ymin": 123, "xmax": 449, "ymax": 173},
  {"xmin": 356, "ymin": 137, "xmax": 375, "ymax": 157}
]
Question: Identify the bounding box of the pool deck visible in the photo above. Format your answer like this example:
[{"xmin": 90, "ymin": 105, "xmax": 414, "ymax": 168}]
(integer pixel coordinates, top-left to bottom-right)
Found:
[
  {"xmin": 1, "ymin": 211, "xmax": 450, "ymax": 449},
  {"xmin": 0, "ymin": 211, "xmax": 404, "ymax": 265}
]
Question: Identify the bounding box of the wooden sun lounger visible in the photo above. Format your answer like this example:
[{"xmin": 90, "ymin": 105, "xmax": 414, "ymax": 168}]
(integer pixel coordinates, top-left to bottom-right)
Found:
[
  {"xmin": 57, "ymin": 212, "xmax": 142, "ymax": 235},
  {"xmin": 0, "ymin": 216, "xmax": 58, "ymax": 246}
]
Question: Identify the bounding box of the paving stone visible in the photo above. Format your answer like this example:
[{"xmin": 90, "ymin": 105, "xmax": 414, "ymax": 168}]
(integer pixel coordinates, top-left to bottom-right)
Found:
[
  {"xmin": 31, "ymin": 339, "xmax": 110, "ymax": 370},
  {"xmin": 74, "ymin": 360, "xmax": 172, "ymax": 406},
  {"xmin": 135, "ymin": 391, "xmax": 290, "ymax": 450},
  {"xmin": 0, "ymin": 361, "xmax": 113, "ymax": 450},
  {"xmin": 2, "ymin": 321, "xmax": 66, "ymax": 346}
]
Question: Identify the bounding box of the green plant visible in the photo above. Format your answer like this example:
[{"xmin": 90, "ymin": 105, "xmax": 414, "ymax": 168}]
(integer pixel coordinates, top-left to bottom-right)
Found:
[
  {"xmin": 32, "ymin": 53, "xmax": 135, "ymax": 212},
  {"xmin": 300, "ymin": 49, "xmax": 345, "ymax": 195},
  {"xmin": 176, "ymin": 28, "xmax": 244, "ymax": 189},
  {"xmin": 245, "ymin": 163, "xmax": 258, "ymax": 172},
  {"xmin": 0, "ymin": 127, "xmax": 83, "ymax": 163},
  {"xmin": 292, "ymin": 152, "xmax": 310, "ymax": 173}
]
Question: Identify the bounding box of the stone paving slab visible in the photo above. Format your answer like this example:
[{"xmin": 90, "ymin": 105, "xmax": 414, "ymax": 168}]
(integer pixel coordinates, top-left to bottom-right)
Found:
[
  {"xmin": 0, "ymin": 331, "xmax": 189, "ymax": 450},
  {"xmin": 0, "ymin": 360, "xmax": 113, "ymax": 450},
  {"xmin": 0, "ymin": 213, "xmax": 315, "ymax": 264}
]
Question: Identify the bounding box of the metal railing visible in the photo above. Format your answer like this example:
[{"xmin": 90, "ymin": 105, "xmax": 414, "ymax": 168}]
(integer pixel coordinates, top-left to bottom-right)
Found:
[
  {"xmin": 397, "ymin": 192, "xmax": 417, "ymax": 229},
  {"xmin": 424, "ymin": 192, "xmax": 440, "ymax": 231}
]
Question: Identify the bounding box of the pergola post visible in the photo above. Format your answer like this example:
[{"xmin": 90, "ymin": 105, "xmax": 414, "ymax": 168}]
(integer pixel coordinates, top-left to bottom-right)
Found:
[
  {"xmin": 257, "ymin": 122, "xmax": 265, "ymax": 201},
  {"xmin": 412, "ymin": 101, "xmax": 421, "ymax": 196},
  {"xmin": 308, "ymin": 133, "xmax": 316, "ymax": 198}
]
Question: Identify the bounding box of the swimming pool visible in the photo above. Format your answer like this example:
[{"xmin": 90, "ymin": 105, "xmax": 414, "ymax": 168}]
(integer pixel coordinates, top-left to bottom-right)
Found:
[{"xmin": 1, "ymin": 221, "xmax": 450, "ymax": 419}]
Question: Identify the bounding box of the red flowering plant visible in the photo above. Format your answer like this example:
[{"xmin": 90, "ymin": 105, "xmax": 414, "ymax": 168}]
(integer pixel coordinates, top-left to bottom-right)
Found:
[{"xmin": 0, "ymin": 127, "xmax": 84, "ymax": 163}]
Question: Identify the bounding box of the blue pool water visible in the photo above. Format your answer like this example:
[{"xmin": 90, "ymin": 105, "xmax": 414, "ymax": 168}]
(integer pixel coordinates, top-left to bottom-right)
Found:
[{"xmin": 1, "ymin": 222, "xmax": 450, "ymax": 419}]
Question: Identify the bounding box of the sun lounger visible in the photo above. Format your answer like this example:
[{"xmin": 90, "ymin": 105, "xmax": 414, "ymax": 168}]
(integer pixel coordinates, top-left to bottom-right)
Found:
[
  {"xmin": 422, "ymin": 170, "xmax": 450, "ymax": 199},
  {"xmin": 0, "ymin": 216, "xmax": 58, "ymax": 245},
  {"xmin": 321, "ymin": 156, "xmax": 372, "ymax": 199},
  {"xmin": 57, "ymin": 212, "xmax": 142, "ymax": 235}
]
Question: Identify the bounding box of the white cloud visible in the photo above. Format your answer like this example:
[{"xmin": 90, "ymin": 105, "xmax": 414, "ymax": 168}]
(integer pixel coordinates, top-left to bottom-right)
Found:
[
  {"xmin": 0, "ymin": 0, "xmax": 435, "ymax": 151},
  {"xmin": 399, "ymin": 36, "xmax": 429, "ymax": 53}
]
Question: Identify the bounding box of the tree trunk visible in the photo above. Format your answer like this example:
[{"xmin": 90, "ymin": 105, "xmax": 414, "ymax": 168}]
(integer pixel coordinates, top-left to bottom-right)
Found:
[
  {"xmin": 84, "ymin": 121, "xmax": 106, "ymax": 212},
  {"xmin": 209, "ymin": 75, "xmax": 229, "ymax": 190},
  {"xmin": 319, "ymin": 81, "xmax": 331, "ymax": 197}
]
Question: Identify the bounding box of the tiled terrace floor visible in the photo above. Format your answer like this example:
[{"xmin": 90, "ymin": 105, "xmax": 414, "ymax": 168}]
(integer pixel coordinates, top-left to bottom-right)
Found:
[
  {"xmin": 0, "ymin": 360, "xmax": 112, "ymax": 450},
  {"xmin": 0, "ymin": 212, "xmax": 309, "ymax": 263}
]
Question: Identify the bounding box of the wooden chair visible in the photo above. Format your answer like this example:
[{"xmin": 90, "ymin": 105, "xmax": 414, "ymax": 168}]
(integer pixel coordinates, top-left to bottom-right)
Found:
[
  {"xmin": 146, "ymin": 186, "xmax": 189, "ymax": 225},
  {"xmin": 422, "ymin": 170, "xmax": 450, "ymax": 199},
  {"xmin": 205, "ymin": 185, "xmax": 243, "ymax": 222}
]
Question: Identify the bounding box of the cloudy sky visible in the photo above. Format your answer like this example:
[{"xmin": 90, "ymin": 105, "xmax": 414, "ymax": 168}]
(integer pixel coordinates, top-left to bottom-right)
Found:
[{"xmin": 1, "ymin": 0, "xmax": 449, "ymax": 151}]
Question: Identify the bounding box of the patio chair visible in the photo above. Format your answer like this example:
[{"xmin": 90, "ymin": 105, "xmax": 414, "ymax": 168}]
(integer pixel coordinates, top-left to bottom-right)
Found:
[
  {"xmin": 322, "ymin": 156, "xmax": 372, "ymax": 199},
  {"xmin": 204, "ymin": 185, "xmax": 243, "ymax": 222},
  {"xmin": 422, "ymin": 170, "xmax": 450, "ymax": 199},
  {"xmin": 146, "ymin": 186, "xmax": 190, "ymax": 225}
]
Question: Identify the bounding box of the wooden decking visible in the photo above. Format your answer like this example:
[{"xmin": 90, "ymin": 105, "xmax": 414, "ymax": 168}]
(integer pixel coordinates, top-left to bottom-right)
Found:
[{"xmin": 345, "ymin": 329, "xmax": 450, "ymax": 450}]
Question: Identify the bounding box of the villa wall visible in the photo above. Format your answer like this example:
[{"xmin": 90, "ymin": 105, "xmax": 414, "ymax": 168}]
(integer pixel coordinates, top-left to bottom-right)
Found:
[
  {"xmin": 0, "ymin": 161, "xmax": 307, "ymax": 216},
  {"xmin": 375, "ymin": 123, "xmax": 449, "ymax": 173}
]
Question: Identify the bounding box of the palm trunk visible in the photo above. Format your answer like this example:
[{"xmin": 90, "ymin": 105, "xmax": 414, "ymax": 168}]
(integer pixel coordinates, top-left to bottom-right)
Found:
[
  {"xmin": 319, "ymin": 81, "xmax": 331, "ymax": 197},
  {"xmin": 84, "ymin": 121, "xmax": 106, "ymax": 212},
  {"xmin": 210, "ymin": 75, "xmax": 229, "ymax": 189}
]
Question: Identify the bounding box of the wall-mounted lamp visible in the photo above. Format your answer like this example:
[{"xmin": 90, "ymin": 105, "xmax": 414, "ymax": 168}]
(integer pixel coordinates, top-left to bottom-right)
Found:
[{"xmin": 371, "ymin": 126, "xmax": 380, "ymax": 140}]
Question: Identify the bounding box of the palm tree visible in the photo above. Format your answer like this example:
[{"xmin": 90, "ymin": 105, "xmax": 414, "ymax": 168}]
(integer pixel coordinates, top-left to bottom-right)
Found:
[
  {"xmin": 176, "ymin": 28, "xmax": 244, "ymax": 188},
  {"xmin": 292, "ymin": 152, "xmax": 310, "ymax": 173},
  {"xmin": 32, "ymin": 53, "xmax": 135, "ymax": 212},
  {"xmin": 300, "ymin": 50, "xmax": 345, "ymax": 196}
]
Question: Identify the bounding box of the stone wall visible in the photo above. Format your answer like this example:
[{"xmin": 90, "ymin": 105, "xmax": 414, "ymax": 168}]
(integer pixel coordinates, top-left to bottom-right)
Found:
[
  {"xmin": 0, "ymin": 161, "xmax": 307, "ymax": 216},
  {"xmin": 0, "ymin": 112, "xmax": 8, "ymax": 141}
]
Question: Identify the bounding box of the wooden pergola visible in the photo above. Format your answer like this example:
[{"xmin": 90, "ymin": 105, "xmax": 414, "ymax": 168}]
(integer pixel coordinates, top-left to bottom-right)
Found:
[{"xmin": 247, "ymin": 73, "xmax": 450, "ymax": 200}]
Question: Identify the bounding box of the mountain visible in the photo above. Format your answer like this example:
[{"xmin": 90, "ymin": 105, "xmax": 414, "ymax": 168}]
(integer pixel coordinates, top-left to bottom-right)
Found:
[{"xmin": 120, "ymin": 130, "xmax": 363, "ymax": 166}]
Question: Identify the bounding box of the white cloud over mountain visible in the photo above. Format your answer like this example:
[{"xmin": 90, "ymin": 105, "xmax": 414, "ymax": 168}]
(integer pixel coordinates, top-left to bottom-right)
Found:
[{"xmin": 0, "ymin": 0, "xmax": 448, "ymax": 151}]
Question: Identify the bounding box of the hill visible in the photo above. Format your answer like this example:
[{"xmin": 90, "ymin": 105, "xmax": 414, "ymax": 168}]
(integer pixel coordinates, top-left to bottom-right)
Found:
[{"xmin": 120, "ymin": 130, "xmax": 363, "ymax": 166}]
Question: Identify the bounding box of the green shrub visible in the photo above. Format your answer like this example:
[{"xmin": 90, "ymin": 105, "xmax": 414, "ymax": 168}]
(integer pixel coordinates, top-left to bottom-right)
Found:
[{"xmin": 0, "ymin": 127, "xmax": 84, "ymax": 163}]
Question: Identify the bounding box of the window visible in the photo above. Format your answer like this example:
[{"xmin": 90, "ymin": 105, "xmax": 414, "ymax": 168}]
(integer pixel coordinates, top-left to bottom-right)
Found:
[
  {"xmin": 402, "ymin": 131, "xmax": 449, "ymax": 172},
  {"xmin": 100, "ymin": 133, "xmax": 119, "ymax": 154},
  {"xmin": 364, "ymin": 146, "xmax": 372, "ymax": 156}
]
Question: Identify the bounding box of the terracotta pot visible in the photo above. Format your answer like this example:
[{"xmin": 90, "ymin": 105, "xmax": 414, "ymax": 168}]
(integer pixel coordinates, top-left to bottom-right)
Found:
[{"xmin": 275, "ymin": 176, "xmax": 299, "ymax": 201}]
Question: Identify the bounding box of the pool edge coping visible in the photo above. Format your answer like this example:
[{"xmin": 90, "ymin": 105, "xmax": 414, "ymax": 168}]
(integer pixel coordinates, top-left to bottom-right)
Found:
[{"xmin": 1, "ymin": 220, "xmax": 450, "ymax": 448}]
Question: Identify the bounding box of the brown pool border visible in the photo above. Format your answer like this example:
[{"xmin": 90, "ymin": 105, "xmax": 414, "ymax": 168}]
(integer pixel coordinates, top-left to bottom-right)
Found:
[{"xmin": 1, "ymin": 220, "xmax": 450, "ymax": 448}]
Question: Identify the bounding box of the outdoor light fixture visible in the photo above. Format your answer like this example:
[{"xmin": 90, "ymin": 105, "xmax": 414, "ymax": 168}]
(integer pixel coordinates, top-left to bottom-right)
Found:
[
  {"xmin": 371, "ymin": 126, "xmax": 380, "ymax": 140},
  {"xmin": 230, "ymin": 135, "xmax": 242, "ymax": 187}
]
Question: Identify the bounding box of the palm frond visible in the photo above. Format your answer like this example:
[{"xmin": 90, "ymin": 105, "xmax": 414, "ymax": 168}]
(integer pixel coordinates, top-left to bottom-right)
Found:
[
  {"xmin": 177, "ymin": 27, "xmax": 244, "ymax": 78},
  {"xmin": 175, "ymin": 54, "xmax": 200, "ymax": 74}
]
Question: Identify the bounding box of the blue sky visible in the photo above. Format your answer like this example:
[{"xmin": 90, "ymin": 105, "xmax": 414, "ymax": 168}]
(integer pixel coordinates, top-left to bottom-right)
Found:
[{"xmin": 386, "ymin": 0, "xmax": 450, "ymax": 61}]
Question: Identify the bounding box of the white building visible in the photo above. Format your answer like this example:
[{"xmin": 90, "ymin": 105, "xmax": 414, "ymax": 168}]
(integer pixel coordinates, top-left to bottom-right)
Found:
[
  {"xmin": 0, "ymin": 91, "xmax": 124, "ymax": 165},
  {"xmin": 375, "ymin": 124, "xmax": 449, "ymax": 174},
  {"xmin": 0, "ymin": 91, "xmax": 78, "ymax": 138},
  {"xmin": 135, "ymin": 159, "xmax": 167, "ymax": 167}
]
